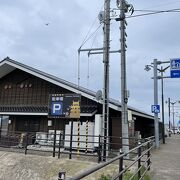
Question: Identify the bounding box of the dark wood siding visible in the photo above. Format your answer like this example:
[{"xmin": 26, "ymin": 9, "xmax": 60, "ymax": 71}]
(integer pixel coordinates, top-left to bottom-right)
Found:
[
  {"xmin": 0, "ymin": 69, "xmax": 98, "ymax": 133},
  {"xmin": 111, "ymin": 117, "xmax": 122, "ymax": 149},
  {"xmin": 0, "ymin": 69, "xmax": 97, "ymax": 107}
]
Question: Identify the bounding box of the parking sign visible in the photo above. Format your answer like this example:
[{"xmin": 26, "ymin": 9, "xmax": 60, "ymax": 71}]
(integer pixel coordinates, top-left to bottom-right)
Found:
[
  {"xmin": 151, "ymin": 105, "xmax": 160, "ymax": 114},
  {"xmin": 51, "ymin": 101, "xmax": 63, "ymax": 116},
  {"xmin": 49, "ymin": 94, "xmax": 81, "ymax": 118}
]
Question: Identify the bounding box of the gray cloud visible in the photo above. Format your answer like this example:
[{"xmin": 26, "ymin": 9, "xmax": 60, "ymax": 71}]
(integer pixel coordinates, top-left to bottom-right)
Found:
[{"xmin": 0, "ymin": 0, "xmax": 180, "ymax": 122}]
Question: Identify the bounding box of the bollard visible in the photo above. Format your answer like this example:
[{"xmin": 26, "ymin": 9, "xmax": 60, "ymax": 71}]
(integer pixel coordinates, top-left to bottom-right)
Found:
[{"xmin": 58, "ymin": 171, "xmax": 66, "ymax": 180}]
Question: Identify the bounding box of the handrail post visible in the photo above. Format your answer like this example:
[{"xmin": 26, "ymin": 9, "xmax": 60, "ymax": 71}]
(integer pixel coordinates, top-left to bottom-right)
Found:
[
  {"xmin": 53, "ymin": 130, "xmax": 57, "ymax": 157},
  {"xmin": 58, "ymin": 133, "xmax": 62, "ymax": 159},
  {"xmin": 147, "ymin": 141, "xmax": 151, "ymax": 170},
  {"xmin": 69, "ymin": 120, "xmax": 73, "ymax": 159},
  {"xmin": 98, "ymin": 135, "xmax": 102, "ymax": 163},
  {"xmin": 119, "ymin": 149, "xmax": 123, "ymax": 180},
  {"xmin": 138, "ymin": 142, "xmax": 141, "ymax": 179}
]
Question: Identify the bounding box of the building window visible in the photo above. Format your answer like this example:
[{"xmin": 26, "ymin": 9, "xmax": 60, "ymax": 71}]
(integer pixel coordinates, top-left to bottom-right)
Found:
[{"xmin": 48, "ymin": 120, "xmax": 52, "ymax": 127}]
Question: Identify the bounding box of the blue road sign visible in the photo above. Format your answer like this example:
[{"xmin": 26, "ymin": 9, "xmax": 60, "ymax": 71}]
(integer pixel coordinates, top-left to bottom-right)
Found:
[
  {"xmin": 51, "ymin": 101, "xmax": 63, "ymax": 116},
  {"xmin": 170, "ymin": 58, "xmax": 180, "ymax": 78},
  {"xmin": 151, "ymin": 105, "xmax": 160, "ymax": 114}
]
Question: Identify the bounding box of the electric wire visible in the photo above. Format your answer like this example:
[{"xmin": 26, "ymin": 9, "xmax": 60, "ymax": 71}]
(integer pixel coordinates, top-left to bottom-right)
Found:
[
  {"xmin": 134, "ymin": 9, "xmax": 180, "ymax": 13},
  {"xmin": 127, "ymin": 8, "xmax": 180, "ymax": 19},
  {"xmin": 86, "ymin": 27, "xmax": 100, "ymax": 88},
  {"xmin": 79, "ymin": 3, "xmax": 104, "ymax": 49},
  {"xmin": 80, "ymin": 18, "xmax": 99, "ymax": 49},
  {"xmin": 77, "ymin": 3, "xmax": 104, "ymax": 88},
  {"xmin": 77, "ymin": 24, "xmax": 102, "ymax": 87},
  {"xmin": 80, "ymin": 24, "xmax": 103, "ymax": 48}
]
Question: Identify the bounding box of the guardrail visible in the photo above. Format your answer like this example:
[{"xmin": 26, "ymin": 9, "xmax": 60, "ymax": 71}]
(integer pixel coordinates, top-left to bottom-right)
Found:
[{"xmin": 67, "ymin": 138, "xmax": 154, "ymax": 180}]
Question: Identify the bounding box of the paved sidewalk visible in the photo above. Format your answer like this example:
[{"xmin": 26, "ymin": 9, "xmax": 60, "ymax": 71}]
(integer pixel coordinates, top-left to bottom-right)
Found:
[{"xmin": 151, "ymin": 135, "xmax": 180, "ymax": 180}]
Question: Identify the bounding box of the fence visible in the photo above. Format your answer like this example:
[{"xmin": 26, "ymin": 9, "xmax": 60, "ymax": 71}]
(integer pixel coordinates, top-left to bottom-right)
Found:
[
  {"xmin": 0, "ymin": 130, "xmax": 146, "ymax": 162},
  {"xmin": 67, "ymin": 138, "xmax": 154, "ymax": 180}
]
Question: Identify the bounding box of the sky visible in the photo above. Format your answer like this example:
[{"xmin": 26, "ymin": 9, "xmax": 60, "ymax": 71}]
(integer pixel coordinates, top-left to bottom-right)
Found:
[{"xmin": 0, "ymin": 0, "xmax": 180, "ymax": 125}]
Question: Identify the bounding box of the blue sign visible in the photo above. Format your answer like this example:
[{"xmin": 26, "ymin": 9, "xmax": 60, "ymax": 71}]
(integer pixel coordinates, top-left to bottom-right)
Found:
[
  {"xmin": 49, "ymin": 94, "xmax": 81, "ymax": 118},
  {"xmin": 170, "ymin": 58, "xmax": 180, "ymax": 78},
  {"xmin": 151, "ymin": 105, "xmax": 160, "ymax": 114},
  {"xmin": 51, "ymin": 101, "xmax": 63, "ymax": 116}
]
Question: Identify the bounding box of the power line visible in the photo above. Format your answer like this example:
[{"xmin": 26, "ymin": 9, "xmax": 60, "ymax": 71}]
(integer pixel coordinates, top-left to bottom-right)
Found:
[
  {"xmin": 134, "ymin": 9, "xmax": 180, "ymax": 13},
  {"xmin": 79, "ymin": 3, "xmax": 104, "ymax": 49},
  {"xmin": 80, "ymin": 24, "xmax": 102, "ymax": 48},
  {"xmin": 127, "ymin": 8, "xmax": 180, "ymax": 18}
]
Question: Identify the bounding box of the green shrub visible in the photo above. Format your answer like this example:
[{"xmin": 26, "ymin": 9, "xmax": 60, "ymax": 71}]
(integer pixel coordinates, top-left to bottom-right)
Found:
[{"xmin": 98, "ymin": 174, "xmax": 111, "ymax": 180}]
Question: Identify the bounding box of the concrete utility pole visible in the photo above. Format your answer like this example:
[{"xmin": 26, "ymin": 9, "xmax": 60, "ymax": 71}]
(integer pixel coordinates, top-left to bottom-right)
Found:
[
  {"xmin": 168, "ymin": 98, "xmax": 171, "ymax": 136},
  {"xmin": 160, "ymin": 67, "xmax": 165, "ymax": 144},
  {"xmin": 102, "ymin": 0, "xmax": 110, "ymax": 161},
  {"xmin": 153, "ymin": 59, "xmax": 159, "ymax": 148},
  {"xmin": 171, "ymin": 102, "xmax": 176, "ymax": 134},
  {"xmin": 119, "ymin": 0, "xmax": 129, "ymax": 153}
]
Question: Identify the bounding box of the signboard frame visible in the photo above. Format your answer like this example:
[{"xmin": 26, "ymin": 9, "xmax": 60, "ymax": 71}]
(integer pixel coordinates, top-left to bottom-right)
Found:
[
  {"xmin": 170, "ymin": 58, "xmax": 180, "ymax": 78},
  {"xmin": 151, "ymin": 105, "xmax": 160, "ymax": 114},
  {"xmin": 48, "ymin": 94, "xmax": 81, "ymax": 119}
]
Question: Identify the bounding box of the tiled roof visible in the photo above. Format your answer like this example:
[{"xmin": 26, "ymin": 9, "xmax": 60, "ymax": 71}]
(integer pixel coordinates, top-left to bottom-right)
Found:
[
  {"xmin": 0, "ymin": 106, "xmax": 97, "ymax": 113},
  {"xmin": 0, "ymin": 106, "xmax": 48, "ymax": 113}
]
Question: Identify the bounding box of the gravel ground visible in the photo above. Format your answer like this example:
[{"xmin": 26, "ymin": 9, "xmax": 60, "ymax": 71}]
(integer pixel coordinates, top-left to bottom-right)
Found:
[{"xmin": 0, "ymin": 150, "xmax": 119, "ymax": 180}]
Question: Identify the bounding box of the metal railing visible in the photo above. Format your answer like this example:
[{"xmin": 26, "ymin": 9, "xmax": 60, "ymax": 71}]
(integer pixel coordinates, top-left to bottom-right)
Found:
[
  {"xmin": 67, "ymin": 138, "xmax": 154, "ymax": 180},
  {"xmin": 0, "ymin": 130, "xmax": 145, "ymax": 161}
]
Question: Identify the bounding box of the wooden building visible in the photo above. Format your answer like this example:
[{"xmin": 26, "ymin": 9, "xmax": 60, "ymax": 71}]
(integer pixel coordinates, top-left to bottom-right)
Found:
[{"xmin": 0, "ymin": 57, "xmax": 155, "ymax": 148}]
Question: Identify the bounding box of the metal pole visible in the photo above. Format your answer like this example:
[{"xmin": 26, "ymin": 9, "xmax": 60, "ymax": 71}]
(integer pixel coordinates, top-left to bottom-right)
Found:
[
  {"xmin": 161, "ymin": 67, "xmax": 165, "ymax": 144},
  {"xmin": 119, "ymin": 149, "xmax": 123, "ymax": 180},
  {"xmin": 153, "ymin": 59, "xmax": 159, "ymax": 148},
  {"xmin": 53, "ymin": 119, "xmax": 57, "ymax": 157},
  {"xmin": 69, "ymin": 120, "xmax": 73, "ymax": 159},
  {"xmin": 102, "ymin": 0, "xmax": 110, "ymax": 161},
  {"xmin": 138, "ymin": 143, "xmax": 142, "ymax": 179},
  {"xmin": 172, "ymin": 103, "xmax": 175, "ymax": 134},
  {"xmin": 58, "ymin": 133, "xmax": 62, "ymax": 159},
  {"xmin": 120, "ymin": 0, "xmax": 129, "ymax": 153},
  {"xmin": 168, "ymin": 98, "xmax": 171, "ymax": 137}
]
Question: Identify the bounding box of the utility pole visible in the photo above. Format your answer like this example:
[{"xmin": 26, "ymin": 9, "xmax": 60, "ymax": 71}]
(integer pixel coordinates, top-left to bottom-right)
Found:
[
  {"xmin": 153, "ymin": 59, "xmax": 159, "ymax": 148},
  {"xmin": 171, "ymin": 102, "xmax": 176, "ymax": 134},
  {"xmin": 168, "ymin": 98, "xmax": 171, "ymax": 136},
  {"xmin": 119, "ymin": 0, "xmax": 129, "ymax": 153},
  {"xmin": 102, "ymin": 0, "xmax": 110, "ymax": 161},
  {"xmin": 160, "ymin": 66, "xmax": 165, "ymax": 144}
]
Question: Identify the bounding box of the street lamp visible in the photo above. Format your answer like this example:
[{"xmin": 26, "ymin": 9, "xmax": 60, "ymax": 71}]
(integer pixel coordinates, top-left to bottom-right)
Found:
[{"xmin": 145, "ymin": 64, "xmax": 169, "ymax": 144}]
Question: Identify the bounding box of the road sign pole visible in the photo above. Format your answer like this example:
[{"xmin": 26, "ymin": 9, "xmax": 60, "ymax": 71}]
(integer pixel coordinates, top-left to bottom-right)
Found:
[{"xmin": 154, "ymin": 59, "xmax": 159, "ymax": 148}]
